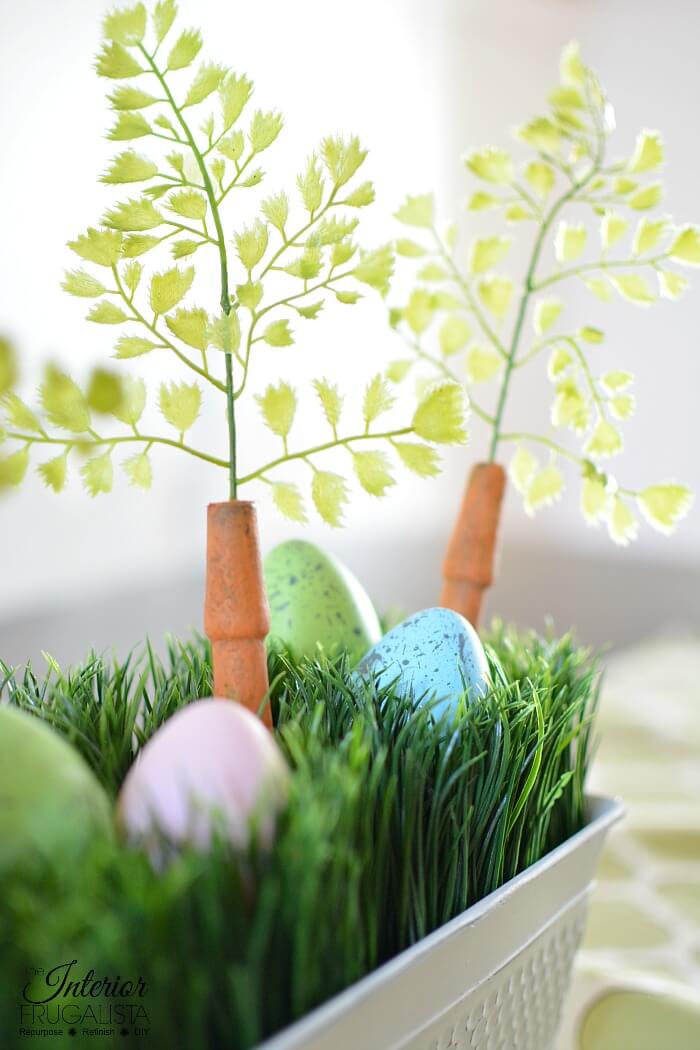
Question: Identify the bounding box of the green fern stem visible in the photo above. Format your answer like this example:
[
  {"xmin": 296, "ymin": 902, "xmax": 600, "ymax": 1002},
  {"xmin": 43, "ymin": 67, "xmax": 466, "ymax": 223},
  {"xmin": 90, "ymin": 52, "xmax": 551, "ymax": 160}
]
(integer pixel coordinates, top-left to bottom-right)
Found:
[
  {"xmin": 7, "ymin": 424, "xmax": 429, "ymax": 493},
  {"xmin": 224, "ymin": 355, "xmax": 237, "ymax": 498},
  {"xmin": 408, "ymin": 338, "xmax": 494, "ymax": 424},
  {"xmin": 6, "ymin": 430, "xmax": 229, "ymax": 469},
  {"xmin": 533, "ymin": 251, "xmax": 668, "ymax": 291},
  {"xmin": 488, "ymin": 180, "xmax": 592, "ymax": 461},
  {"xmin": 139, "ymin": 43, "xmax": 238, "ymax": 499},
  {"xmin": 564, "ymin": 337, "xmax": 608, "ymax": 418},
  {"xmin": 487, "ymin": 106, "xmax": 609, "ymax": 462},
  {"xmin": 237, "ymin": 426, "xmax": 414, "ymax": 485},
  {"xmin": 498, "ymin": 431, "xmax": 583, "ymax": 465},
  {"xmin": 111, "ymin": 266, "xmax": 225, "ymax": 392},
  {"xmin": 498, "ymin": 430, "xmax": 642, "ymax": 498},
  {"xmin": 233, "ymin": 263, "xmax": 350, "ymax": 401},
  {"xmin": 431, "ymin": 233, "xmax": 508, "ymax": 360}
]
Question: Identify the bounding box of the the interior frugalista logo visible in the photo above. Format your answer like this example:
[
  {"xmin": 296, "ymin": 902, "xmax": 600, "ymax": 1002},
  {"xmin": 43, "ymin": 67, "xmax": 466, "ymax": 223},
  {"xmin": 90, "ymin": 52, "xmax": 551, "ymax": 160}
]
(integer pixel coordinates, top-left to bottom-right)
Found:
[{"xmin": 19, "ymin": 960, "xmax": 150, "ymax": 1040}]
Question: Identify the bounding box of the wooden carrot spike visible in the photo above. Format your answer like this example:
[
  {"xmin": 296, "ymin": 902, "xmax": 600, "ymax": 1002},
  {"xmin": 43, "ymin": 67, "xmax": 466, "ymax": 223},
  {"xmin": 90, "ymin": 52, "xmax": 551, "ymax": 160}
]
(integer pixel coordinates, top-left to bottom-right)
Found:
[
  {"xmin": 440, "ymin": 463, "xmax": 506, "ymax": 628},
  {"xmin": 204, "ymin": 501, "xmax": 272, "ymax": 727}
]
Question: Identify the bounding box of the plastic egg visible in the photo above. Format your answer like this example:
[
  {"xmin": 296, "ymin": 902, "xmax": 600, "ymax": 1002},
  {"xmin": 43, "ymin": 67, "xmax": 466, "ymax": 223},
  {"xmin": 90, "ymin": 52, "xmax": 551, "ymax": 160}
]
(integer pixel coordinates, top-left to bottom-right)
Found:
[
  {"xmin": 264, "ymin": 540, "xmax": 381, "ymax": 663},
  {"xmin": 356, "ymin": 607, "xmax": 490, "ymax": 719},
  {"xmin": 0, "ymin": 705, "xmax": 112, "ymax": 868},
  {"xmin": 117, "ymin": 699, "xmax": 289, "ymax": 856}
]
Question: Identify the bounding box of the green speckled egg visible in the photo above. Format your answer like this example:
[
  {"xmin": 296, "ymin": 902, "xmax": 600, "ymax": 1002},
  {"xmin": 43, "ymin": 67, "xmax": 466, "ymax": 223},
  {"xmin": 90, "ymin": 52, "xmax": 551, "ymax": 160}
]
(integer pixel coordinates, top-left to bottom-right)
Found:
[
  {"xmin": 264, "ymin": 540, "xmax": 381, "ymax": 663},
  {"xmin": 0, "ymin": 706, "xmax": 113, "ymax": 869}
]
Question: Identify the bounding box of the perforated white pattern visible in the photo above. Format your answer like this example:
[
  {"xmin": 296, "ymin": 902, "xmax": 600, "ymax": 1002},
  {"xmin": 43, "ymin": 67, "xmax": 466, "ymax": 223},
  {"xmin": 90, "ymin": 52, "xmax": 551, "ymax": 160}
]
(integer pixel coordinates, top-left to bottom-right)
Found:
[{"xmin": 402, "ymin": 905, "xmax": 588, "ymax": 1050}]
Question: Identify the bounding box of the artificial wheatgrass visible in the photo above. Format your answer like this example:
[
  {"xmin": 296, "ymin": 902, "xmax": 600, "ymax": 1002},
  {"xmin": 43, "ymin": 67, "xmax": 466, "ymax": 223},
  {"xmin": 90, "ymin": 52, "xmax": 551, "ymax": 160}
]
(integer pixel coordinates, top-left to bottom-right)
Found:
[
  {"xmin": 0, "ymin": 1, "xmax": 468, "ymax": 524},
  {"xmin": 389, "ymin": 41, "xmax": 696, "ymax": 626},
  {"xmin": 0, "ymin": 638, "xmax": 210, "ymax": 796},
  {"xmin": 0, "ymin": 625, "xmax": 598, "ymax": 1049}
]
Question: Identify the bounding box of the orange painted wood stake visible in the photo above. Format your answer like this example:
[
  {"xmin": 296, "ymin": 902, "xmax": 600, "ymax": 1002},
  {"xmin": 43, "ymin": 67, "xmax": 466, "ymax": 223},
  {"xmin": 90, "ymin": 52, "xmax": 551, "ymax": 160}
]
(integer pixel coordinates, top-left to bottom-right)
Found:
[
  {"xmin": 440, "ymin": 462, "xmax": 506, "ymax": 629},
  {"xmin": 204, "ymin": 501, "xmax": 272, "ymax": 727}
]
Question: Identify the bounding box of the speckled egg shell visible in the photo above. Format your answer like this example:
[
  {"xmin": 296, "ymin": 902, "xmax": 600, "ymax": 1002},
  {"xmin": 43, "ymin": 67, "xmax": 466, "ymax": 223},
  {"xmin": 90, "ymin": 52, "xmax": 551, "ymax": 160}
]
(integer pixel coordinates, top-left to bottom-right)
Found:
[
  {"xmin": 117, "ymin": 699, "xmax": 289, "ymax": 857},
  {"xmin": 356, "ymin": 607, "xmax": 490, "ymax": 719},
  {"xmin": 0, "ymin": 706, "xmax": 112, "ymax": 868},
  {"xmin": 264, "ymin": 540, "xmax": 381, "ymax": 663}
]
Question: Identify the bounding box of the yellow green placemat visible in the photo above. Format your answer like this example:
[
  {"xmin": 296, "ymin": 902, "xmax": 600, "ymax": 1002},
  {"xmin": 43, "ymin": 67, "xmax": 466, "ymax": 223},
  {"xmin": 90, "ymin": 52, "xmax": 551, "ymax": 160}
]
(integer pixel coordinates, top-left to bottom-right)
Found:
[{"xmin": 558, "ymin": 634, "xmax": 700, "ymax": 1048}]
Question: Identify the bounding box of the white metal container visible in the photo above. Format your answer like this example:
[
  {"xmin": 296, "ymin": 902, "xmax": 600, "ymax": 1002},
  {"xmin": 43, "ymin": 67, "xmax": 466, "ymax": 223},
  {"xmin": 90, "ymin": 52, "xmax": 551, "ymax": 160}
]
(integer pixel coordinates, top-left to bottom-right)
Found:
[{"xmin": 259, "ymin": 795, "xmax": 622, "ymax": 1050}]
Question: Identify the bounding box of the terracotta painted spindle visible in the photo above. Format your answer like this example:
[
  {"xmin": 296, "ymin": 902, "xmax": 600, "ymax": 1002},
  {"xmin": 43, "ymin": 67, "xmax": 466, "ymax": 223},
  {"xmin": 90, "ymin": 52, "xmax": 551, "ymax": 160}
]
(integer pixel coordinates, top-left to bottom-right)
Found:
[
  {"xmin": 204, "ymin": 501, "xmax": 272, "ymax": 727},
  {"xmin": 440, "ymin": 463, "xmax": 506, "ymax": 628}
]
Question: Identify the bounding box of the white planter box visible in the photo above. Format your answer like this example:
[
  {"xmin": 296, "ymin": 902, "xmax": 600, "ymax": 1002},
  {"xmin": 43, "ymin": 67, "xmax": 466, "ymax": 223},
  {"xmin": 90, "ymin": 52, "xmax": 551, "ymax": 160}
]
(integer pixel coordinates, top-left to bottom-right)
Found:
[{"xmin": 259, "ymin": 795, "xmax": 622, "ymax": 1050}]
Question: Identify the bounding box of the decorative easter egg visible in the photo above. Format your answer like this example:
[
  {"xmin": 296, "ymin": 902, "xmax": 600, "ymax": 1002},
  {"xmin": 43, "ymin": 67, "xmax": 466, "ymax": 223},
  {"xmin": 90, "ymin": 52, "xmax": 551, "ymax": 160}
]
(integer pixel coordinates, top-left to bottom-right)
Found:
[
  {"xmin": 117, "ymin": 699, "xmax": 289, "ymax": 856},
  {"xmin": 356, "ymin": 607, "xmax": 490, "ymax": 719},
  {"xmin": 264, "ymin": 540, "xmax": 381, "ymax": 663},
  {"xmin": 0, "ymin": 706, "xmax": 112, "ymax": 868}
]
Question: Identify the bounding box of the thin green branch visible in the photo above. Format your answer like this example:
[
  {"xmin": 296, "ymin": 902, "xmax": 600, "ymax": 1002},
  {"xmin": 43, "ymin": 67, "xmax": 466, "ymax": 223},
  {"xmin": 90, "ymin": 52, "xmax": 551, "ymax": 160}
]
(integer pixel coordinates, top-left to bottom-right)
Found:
[
  {"xmin": 111, "ymin": 266, "xmax": 225, "ymax": 392},
  {"xmin": 202, "ymin": 118, "xmax": 252, "ymax": 161},
  {"xmin": 499, "ymin": 432, "xmax": 643, "ymax": 500},
  {"xmin": 161, "ymin": 218, "xmax": 216, "ymax": 244},
  {"xmin": 139, "ymin": 43, "xmax": 238, "ymax": 499},
  {"xmin": 258, "ymin": 192, "xmax": 338, "ymax": 281},
  {"xmin": 401, "ymin": 335, "xmax": 495, "ymax": 425},
  {"xmin": 409, "ymin": 338, "xmax": 459, "ymax": 382},
  {"xmin": 430, "ymin": 228, "xmax": 509, "ymax": 360},
  {"xmin": 151, "ymin": 130, "xmax": 182, "ymax": 145},
  {"xmin": 498, "ymin": 431, "xmax": 584, "ymax": 465},
  {"xmin": 7, "ymin": 430, "xmax": 229, "ymax": 469},
  {"xmin": 488, "ymin": 122, "xmax": 606, "ymax": 460},
  {"xmin": 216, "ymin": 154, "xmax": 255, "ymax": 206},
  {"xmin": 533, "ymin": 252, "xmax": 668, "ymax": 292},
  {"xmin": 564, "ymin": 336, "xmax": 607, "ymax": 418},
  {"xmin": 513, "ymin": 181, "xmax": 542, "ymax": 217},
  {"xmin": 238, "ymin": 426, "xmax": 414, "ymax": 485},
  {"xmin": 155, "ymin": 171, "xmax": 206, "ymax": 191},
  {"xmin": 513, "ymin": 333, "xmax": 562, "ymax": 369},
  {"xmin": 232, "ymin": 248, "xmax": 352, "ymax": 402},
  {"xmin": 466, "ymin": 395, "xmax": 495, "ymax": 427},
  {"xmin": 256, "ymin": 269, "xmax": 352, "ymax": 323},
  {"xmin": 233, "ymin": 325, "xmax": 257, "ymax": 401},
  {"xmin": 540, "ymin": 149, "xmax": 576, "ymax": 184}
]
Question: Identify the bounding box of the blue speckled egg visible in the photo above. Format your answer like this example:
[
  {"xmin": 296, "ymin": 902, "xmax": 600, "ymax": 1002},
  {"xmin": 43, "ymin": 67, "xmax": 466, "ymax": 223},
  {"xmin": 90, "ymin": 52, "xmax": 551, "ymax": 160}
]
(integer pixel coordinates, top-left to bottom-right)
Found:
[
  {"xmin": 356, "ymin": 607, "xmax": 490, "ymax": 719},
  {"xmin": 264, "ymin": 540, "xmax": 381, "ymax": 663}
]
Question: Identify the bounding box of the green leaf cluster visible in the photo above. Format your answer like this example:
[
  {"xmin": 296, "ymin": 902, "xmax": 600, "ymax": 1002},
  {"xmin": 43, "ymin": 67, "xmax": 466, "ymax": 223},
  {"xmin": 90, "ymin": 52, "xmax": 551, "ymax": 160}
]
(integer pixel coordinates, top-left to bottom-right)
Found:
[
  {"xmin": 390, "ymin": 40, "xmax": 694, "ymax": 544},
  {"xmin": 250, "ymin": 375, "xmax": 468, "ymax": 526},
  {"xmin": 3, "ymin": 1, "xmax": 461, "ymax": 520}
]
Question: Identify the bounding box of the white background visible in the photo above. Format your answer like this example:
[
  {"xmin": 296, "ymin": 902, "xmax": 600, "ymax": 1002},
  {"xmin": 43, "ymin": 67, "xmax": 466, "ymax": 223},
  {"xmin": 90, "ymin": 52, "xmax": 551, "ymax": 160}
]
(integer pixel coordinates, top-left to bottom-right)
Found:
[{"xmin": 1, "ymin": 0, "xmax": 698, "ymax": 642}]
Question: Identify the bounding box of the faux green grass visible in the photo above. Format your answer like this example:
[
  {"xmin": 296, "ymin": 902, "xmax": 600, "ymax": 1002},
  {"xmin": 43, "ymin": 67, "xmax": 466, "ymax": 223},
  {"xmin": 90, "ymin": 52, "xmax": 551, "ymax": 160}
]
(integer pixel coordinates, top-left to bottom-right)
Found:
[{"xmin": 0, "ymin": 626, "xmax": 599, "ymax": 1049}]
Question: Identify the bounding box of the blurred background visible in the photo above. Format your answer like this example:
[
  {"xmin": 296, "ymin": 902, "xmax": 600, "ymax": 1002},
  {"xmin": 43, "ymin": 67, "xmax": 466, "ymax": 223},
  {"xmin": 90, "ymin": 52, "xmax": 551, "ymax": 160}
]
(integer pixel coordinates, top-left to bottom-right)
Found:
[{"xmin": 1, "ymin": 0, "xmax": 699, "ymax": 666}]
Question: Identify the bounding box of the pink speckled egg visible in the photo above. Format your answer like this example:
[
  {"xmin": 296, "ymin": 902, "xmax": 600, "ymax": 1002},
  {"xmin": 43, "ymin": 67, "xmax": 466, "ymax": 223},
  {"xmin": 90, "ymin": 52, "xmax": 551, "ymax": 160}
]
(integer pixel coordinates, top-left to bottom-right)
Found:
[{"xmin": 117, "ymin": 699, "xmax": 289, "ymax": 856}]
